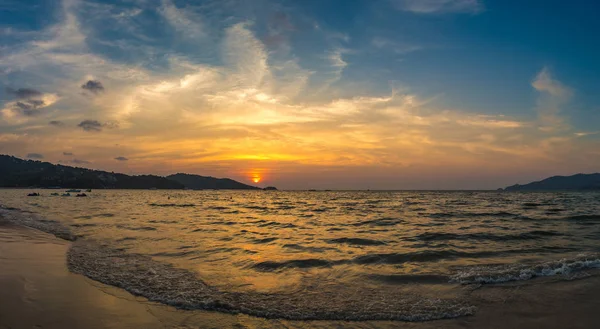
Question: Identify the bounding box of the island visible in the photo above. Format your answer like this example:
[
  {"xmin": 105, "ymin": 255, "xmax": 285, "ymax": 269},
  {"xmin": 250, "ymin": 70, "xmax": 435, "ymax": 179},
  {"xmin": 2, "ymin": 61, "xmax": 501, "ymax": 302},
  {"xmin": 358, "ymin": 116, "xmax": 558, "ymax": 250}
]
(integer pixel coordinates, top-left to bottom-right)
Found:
[
  {"xmin": 502, "ymin": 173, "xmax": 600, "ymax": 191},
  {"xmin": 0, "ymin": 155, "xmax": 269, "ymax": 190},
  {"xmin": 166, "ymin": 173, "xmax": 260, "ymax": 190}
]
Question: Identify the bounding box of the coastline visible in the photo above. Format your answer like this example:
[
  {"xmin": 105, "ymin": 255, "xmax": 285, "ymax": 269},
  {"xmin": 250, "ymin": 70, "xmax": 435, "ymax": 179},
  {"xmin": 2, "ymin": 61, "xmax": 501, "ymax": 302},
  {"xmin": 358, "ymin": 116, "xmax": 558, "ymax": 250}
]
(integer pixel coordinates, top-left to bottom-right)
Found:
[{"xmin": 2, "ymin": 212, "xmax": 600, "ymax": 328}]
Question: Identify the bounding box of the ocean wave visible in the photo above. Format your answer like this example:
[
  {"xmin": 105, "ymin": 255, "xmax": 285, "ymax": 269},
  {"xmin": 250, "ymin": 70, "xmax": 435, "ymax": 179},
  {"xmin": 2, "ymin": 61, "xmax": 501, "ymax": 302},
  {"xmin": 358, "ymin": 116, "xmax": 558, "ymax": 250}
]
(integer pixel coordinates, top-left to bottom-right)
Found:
[
  {"xmin": 251, "ymin": 237, "xmax": 278, "ymax": 244},
  {"xmin": 451, "ymin": 254, "xmax": 600, "ymax": 284},
  {"xmin": 244, "ymin": 205, "xmax": 270, "ymax": 211},
  {"xmin": 115, "ymin": 224, "xmax": 157, "ymax": 231},
  {"xmin": 281, "ymin": 243, "xmax": 334, "ymax": 253},
  {"xmin": 367, "ymin": 274, "xmax": 450, "ymax": 284},
  {"xmin": 427, "ymin": 211, "xmax": 518, "ymax": 219},
  {"xmin": 350, "ymin": 248, "xmax": 567, "ymax": 265},
  {"xmin": 67, "ymin": 241, "xmax": 475, "ymax": 321},
  {"xmin": 326, "ymin": 237, "xmax": 387, "ymax": 246},
  {"xmin": 149, "ymin": 203, "xmax": 196, "ymax": 208},
  {"xmin": 564, "ymin": 215, "xmax": 600, "ymax": 221},
  {"xmin": 251, "ymin": 258, "xmax": 334, "ymax": 271},
  {"xmin": 255, "ymin": 220, "xmax": 297, "ymax": 228},
  {"xmin": 351, "ymin": 217, "xmax": 405, "ymax": 227},
  {"xmin": 352, "ymin": 250, "xmax": 467, "ymax": 265},
  {"xmin": 0, "ymin": 206, "xmax": 75, "ymax": 240},
  {"xmin": 409, "ymin": 230, "xmax": 562, "ymax": 242},
  {"xmin": 71, "ymin": 223, "xmax": 98, "ymax": 228},
  {"xmin": 151, "ymin": 250, "xmax": 199, "ymax": 257}
]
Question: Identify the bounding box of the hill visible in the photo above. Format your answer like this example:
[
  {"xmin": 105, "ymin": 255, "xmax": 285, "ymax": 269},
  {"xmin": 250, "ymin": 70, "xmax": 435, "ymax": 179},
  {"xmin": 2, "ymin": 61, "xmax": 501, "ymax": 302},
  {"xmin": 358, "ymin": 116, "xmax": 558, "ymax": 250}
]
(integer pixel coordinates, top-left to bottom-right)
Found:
[
  {"xmin": 166, "ymin": 173, "xmax": 260, "ymax": 190},
  {"xmin": 503, "ymin": 173, "xmax": 600, "ymax": 191},
  {"xmin": 0, "ymin": 155, "xmax": 184, "ymax": 189}
]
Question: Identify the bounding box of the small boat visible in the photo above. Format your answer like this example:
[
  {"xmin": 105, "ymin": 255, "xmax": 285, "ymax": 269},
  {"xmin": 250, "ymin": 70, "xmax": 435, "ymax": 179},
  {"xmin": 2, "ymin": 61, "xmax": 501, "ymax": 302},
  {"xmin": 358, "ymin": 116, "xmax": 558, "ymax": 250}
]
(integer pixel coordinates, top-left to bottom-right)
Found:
[
  {"xmin": 27, "ymin": 192, "xmax": 40, "ymax": 197},
  {"xmin": 61, "ymin": 193, "xmax": 71, "ymax": 197},
  {"xmin": 66, "ymin": 189, "xmax": 81, "ymax": 193},
  {"xmin": 76, "ymin": 193, "xmax": 87, "ymax": 197},
  {"xmin": 86, "ymin": 189, "xmax": 92, "ymax": 192}
]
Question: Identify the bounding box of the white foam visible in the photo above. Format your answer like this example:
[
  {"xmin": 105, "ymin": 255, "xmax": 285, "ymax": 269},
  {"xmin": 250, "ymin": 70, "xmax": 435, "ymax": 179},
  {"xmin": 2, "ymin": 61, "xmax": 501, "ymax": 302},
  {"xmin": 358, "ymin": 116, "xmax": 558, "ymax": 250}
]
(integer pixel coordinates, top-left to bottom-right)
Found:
[
  {"xmin": 0, "ymin": 206, "xmax": 75, "ymax": 240},
  {"xmin": 451, "ymin": 254, "xmax": 600, "ymax": 284}
]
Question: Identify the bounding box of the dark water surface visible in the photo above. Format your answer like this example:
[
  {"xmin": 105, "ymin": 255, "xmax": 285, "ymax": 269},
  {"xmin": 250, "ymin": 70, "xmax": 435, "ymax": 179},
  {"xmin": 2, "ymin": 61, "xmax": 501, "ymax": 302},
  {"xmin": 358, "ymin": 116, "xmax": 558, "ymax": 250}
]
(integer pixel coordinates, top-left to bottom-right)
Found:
[{"xmin": 2, "ymin": 190, "xmax": 600, "ymax": 321}]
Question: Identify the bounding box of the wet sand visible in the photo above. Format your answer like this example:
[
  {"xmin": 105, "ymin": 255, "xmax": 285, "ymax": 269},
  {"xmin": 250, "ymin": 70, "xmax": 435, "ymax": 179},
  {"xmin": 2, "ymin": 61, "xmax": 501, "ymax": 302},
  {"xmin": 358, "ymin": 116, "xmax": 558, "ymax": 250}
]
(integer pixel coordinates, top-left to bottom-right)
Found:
[{"xmin": 2, "ymin": 222, "xmax": 600, "ymax": 329}]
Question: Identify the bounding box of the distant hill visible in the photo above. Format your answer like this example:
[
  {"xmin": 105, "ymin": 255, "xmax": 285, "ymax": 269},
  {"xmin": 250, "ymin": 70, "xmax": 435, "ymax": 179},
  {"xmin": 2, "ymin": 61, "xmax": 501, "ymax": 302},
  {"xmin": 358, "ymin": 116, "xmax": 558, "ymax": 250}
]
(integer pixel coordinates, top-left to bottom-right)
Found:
[
  {"xmin": 503, "ymin": 173, "xmax": 600, "ymax": 191},
  {"xmin": 166, "ymin": 173, "xmax": 260, "ymax": 190},
  {"xmin": 0, "ymin": 155, "xmax": 183, "ymax": 189}
]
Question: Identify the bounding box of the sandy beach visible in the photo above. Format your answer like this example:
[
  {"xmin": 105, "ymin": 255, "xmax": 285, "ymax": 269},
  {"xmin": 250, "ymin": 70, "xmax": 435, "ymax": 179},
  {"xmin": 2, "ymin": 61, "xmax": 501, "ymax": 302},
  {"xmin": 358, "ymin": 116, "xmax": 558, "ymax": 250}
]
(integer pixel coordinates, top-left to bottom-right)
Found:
[{"xmin": 2, "ymin": 219, "xmax": 600, "ymax": 329}]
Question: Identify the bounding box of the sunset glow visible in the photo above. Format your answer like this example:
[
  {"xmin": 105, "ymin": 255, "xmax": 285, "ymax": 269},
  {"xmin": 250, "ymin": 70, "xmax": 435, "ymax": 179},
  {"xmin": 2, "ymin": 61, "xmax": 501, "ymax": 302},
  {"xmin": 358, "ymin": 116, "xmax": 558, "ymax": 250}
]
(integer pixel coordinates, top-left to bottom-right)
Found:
[{"xmin": 1, "ymin": 0, "xmax": 599, "ymax": 189}]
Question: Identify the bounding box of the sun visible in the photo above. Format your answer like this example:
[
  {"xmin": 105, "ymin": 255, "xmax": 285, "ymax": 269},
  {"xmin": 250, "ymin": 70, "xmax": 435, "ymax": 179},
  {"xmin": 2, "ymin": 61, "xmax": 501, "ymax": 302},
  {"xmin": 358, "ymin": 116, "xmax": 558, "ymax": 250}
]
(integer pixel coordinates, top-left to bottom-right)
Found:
[{"xmin": 252, "ymin": 177, "xmax": 261, "ymax": 183}]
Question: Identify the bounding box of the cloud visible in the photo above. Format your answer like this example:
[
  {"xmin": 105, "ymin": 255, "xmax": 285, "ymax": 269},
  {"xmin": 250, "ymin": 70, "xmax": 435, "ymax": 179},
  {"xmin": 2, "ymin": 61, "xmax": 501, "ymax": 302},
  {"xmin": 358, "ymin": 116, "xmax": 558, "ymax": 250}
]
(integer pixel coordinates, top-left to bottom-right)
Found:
[
  {"xmin": 14, "ymin": 99, "xmax": 46, "ymax": 116},
  {"xmin": 574, "ymin": 131, "xmax": 600, "ymax": 137},
  {"xmin": 77, "ymin": 120, "xmax": 103, "ymax": 132},
  {"xmin": 26, "ymin": 153, "xmax": 44, "ymax": 159},
  {"xmin": 372, "ymin": 37, "xmax": 421, "ymax": 54},
  {"xmin": 316, "ymin": 48, "xmax": 348, "ymax": 90},
  {"xmin": 114, "ymin": 156, "xmax": 129, "ymax": 161},
  {"xmin": 77, "ymin": 119, "xmax": 119, "ymax": 132},
  {"xmin": 160, "ymin": 0, "xmax": 205, "ymax": 39},
  {"xmin": 70, "ymin": 159, "xmax": 90, "ymax": 164},
  {"xmin": 81, "ymin": 80, "xmax": 105, "ymax": 94},
  {"xmin": 2, "ymin": 87, "xmax": 56, "ymax": 117},
  {"xmin": 6, "ymin": 87, "xmax": 42, "ymax": 99},
  {"xmin": 531, "ymin": 67, "xmax": 572, "ymax": 132},
  {"xmin": 60, "ymin": 158, "xmax": 91, "ymax": 165},
  {"xmin": 1, "ymin": 93, "xmax": 59, "ymax": 119},
  {"xmin": 49, "ymin": 120, "xmax": 65, "ymax": 127},
  {"xmin": 532, "ymin": 67, "xmax": 571, "ymax": 98},
  {"xmin": 63, "ymin": 152, "xmax": 74, "ymax": 156},
  {"xmin": 223, "ymin": 22, "xmax": 269, "ymax": 88},
  {"xmin": 392, "ymin": 0, "xmax": 484, "ymax": 14}
]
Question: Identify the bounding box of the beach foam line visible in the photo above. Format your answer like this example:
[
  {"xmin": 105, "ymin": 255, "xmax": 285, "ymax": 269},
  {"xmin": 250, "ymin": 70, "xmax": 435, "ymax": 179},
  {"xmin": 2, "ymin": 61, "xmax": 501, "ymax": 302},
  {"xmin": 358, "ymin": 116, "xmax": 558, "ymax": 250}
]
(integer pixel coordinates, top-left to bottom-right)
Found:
[
  {"xmin": 67, "ymin": 240, "xmax": 475, "ymax": 321},
  {"xmin": 451, "ymin": 254, "xmax": 600, "ymax": 284},
  {"xmin": 0, "ymin": 206, "xmax": 75, "ymax": 241}
]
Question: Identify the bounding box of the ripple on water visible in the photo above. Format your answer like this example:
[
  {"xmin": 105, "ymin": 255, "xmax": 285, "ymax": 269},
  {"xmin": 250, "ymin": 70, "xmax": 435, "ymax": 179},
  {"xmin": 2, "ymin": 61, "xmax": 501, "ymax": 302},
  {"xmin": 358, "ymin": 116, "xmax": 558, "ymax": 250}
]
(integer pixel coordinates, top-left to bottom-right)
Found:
[
  {"xmin": 149, "ymin": 203, "xmax": 196, "ymax": 208},
  {"xmin": 326, "ymin": 237, "xmax": 387, "ymax": 246}
]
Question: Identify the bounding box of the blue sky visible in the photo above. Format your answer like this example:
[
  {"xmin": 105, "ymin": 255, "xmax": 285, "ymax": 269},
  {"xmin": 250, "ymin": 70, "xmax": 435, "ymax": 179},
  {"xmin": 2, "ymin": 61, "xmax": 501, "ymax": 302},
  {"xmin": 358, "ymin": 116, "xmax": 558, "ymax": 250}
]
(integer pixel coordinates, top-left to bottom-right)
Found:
[{"xmin": 1, "ymin": 0, "xmax": 599, "ymax": 189}]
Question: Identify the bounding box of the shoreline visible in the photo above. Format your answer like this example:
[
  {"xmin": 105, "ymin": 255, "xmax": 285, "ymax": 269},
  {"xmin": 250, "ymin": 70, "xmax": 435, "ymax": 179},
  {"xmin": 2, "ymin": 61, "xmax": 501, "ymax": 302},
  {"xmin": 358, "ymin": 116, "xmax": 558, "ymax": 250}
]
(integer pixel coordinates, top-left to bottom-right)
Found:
[{"xmin": 2, "ymin": 212, "xmax": 600, "ymax": 328}]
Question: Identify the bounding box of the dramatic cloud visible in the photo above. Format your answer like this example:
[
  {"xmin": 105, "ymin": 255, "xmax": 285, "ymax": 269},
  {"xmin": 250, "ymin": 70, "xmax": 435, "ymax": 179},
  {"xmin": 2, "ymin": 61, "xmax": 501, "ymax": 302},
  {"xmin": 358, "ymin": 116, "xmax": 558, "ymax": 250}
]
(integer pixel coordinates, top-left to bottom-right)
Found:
[
  {"xmin": 6, "ymin": 87, "xmax": 42, "ymax": 99},
  {"xmin": 392, "ymin": 0, "xmax": 484, "ymax": 14},
  {"xmin": 26, "ymin": 153, "xmax": 44, "ymax": 159},
  {"xmin": 63, "ymin": 152, "xmax": 74, "ymax": 156},
  {"xmin": 0, "ymin": 0, "xmax": 597, "ymax": 189},
  {"xmin": 81, "ymin": 80, "xmax": 105, "ymax": 94}
]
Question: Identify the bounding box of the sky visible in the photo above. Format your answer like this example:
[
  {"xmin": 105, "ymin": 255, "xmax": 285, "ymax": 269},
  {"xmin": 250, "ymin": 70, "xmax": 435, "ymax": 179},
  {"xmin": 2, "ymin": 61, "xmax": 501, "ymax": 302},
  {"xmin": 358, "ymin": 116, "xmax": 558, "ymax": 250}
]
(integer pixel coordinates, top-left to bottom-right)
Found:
[{"xmin": 1, "ymin": 0, "xmax": 600, "ymax": 190}]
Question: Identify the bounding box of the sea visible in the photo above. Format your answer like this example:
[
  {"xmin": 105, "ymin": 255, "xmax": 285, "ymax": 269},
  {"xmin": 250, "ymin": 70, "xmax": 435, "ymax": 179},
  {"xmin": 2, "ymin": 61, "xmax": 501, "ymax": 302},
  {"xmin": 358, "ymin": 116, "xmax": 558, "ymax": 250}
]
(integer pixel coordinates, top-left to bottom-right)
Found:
[{"xmin": 1, "ymin": 189, "xmax": 600, "ymax": 322}]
